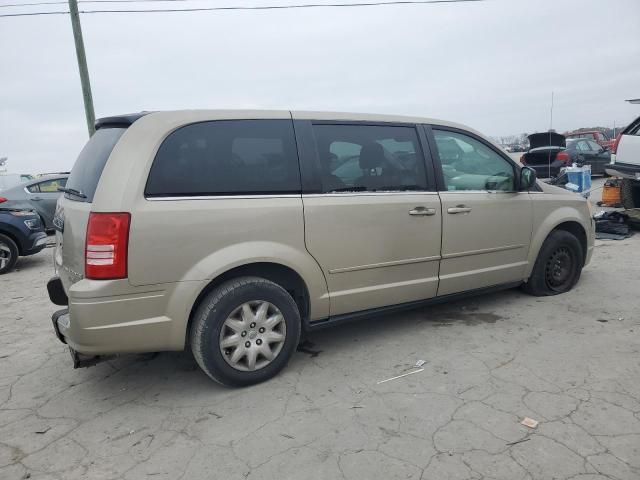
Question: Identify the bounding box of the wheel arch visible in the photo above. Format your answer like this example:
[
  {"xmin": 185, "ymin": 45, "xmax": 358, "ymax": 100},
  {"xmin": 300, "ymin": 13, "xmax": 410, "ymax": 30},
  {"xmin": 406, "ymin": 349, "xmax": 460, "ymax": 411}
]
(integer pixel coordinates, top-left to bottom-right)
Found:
[
  {"xmin": 526, "ymin": 210, "xmax": 591, "ymax": 279},
  {"xmin": 552, "ymin": 221, "xmax": 587, "ymax": 263},
  {"xmin": 0, "ymin": 228, "xmax": 23, "ymax": 255},
  {"xmin": 185, "ymin": 262, "xmax": 312, "ymax": 345}
]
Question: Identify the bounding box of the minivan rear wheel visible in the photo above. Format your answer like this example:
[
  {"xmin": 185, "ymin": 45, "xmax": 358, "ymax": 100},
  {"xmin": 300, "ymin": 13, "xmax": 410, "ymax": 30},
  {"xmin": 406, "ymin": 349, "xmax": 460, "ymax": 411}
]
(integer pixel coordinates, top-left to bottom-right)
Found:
[
  {"xmin": 0, "ymin": 234, "xmax": 18, "ymax": 274},
  {"xmin": 190, "ymin": 276, "xmax": 301, "ymax": 387},
  {"xmin": 522, "ymin": 230, "xmax": 583, "ymax": 296}
]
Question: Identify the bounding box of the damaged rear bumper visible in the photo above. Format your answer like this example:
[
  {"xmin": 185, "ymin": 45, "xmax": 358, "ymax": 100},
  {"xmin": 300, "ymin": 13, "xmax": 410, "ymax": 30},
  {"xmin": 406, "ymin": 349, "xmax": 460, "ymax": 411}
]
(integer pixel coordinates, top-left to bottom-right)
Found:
[{"xmin": 51, "ymin": 308, "xmax": 107, "ymax": 368}]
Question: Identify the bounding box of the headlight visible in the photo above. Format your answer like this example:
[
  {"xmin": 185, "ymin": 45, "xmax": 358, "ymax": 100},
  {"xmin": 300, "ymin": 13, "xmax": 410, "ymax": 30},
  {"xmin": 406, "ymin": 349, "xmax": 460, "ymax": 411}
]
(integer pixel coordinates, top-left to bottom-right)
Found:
[
  {"xmin": 10, "ymin": 210, "xmax": 35, "ymax": 217},
  {"xmin": 24, "ymin": 218, "xmax": 41, "ymax": 230}
]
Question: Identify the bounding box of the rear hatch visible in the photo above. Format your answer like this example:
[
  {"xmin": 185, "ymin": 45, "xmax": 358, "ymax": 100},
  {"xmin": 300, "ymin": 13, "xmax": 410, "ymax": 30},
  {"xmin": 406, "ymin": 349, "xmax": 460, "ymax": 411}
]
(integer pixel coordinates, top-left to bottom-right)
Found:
[
  {"xmin": 528, "ymin": 132, "xmax": 566, "ymax": 150},
  {"xmin": 54, "ymin": 126, "xmax": 127, "ymax": 291},
  {"xmin": 522, "ymin": 132, "xmax": 566, "ymax": 166},
  {"xmin": 615, "ymin": 115, "xmax": 640, "ymax": 167}
]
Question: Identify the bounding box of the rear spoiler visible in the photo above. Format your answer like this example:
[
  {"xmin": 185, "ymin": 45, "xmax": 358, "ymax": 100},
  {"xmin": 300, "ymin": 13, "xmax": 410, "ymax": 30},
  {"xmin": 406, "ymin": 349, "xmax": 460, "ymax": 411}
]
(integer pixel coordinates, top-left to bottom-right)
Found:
[{"xmin": 95, "ymin": 112, "xmax": 151, "ymax": 130}]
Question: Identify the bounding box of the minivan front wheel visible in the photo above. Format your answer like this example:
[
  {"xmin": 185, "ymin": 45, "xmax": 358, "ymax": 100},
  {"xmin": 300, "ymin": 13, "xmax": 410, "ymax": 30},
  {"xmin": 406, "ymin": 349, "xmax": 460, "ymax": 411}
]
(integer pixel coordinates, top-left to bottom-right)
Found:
[
  {"xmin": 522, "ymin": 230, "xmax": 583, "ymax": 296},
  {"xmin": 190, "ymin": 277, "xmax": 301, "ymax": 387}
]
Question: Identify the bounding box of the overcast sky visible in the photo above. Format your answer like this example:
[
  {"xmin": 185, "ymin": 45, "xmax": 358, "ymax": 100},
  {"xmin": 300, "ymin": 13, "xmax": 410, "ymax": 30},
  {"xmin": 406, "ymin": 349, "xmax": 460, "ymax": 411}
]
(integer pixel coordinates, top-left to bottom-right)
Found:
[{"xmin": 1, "ymin": 0, "xmax": 639, "ymax": 173}]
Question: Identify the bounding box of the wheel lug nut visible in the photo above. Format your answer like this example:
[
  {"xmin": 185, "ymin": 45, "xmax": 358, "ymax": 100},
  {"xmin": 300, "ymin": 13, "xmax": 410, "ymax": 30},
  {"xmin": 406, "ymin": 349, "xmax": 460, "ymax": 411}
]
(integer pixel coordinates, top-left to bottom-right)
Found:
[
  {"xmin": 241, "ymin": 331, "xmax": 247, "ymax": 337},
  {"xmin": 256, "ymin": 339, "xmax": 262, "ymax": 345},
  {"xmin": 259, "ymin": 327, "xmax": 265, "ymax": 333},
  {"xmin": 250, "ymin": 322, "xmax": 256, "ymax": 328},
  {"xmin": 245, "ymin": 341, "xmax": 251, "ymax": 348}
]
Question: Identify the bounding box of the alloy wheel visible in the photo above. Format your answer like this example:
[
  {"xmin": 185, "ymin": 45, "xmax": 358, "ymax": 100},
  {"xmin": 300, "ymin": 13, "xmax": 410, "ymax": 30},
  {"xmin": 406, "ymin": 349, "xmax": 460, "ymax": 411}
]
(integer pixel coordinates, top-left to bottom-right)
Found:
[
  {"xmin": 0, "ymin": 242, "xmax": 12, "ymax": 270},
  {"xmin": 219, "ymin": 300, "xmax": 287, "ymax": 372}
]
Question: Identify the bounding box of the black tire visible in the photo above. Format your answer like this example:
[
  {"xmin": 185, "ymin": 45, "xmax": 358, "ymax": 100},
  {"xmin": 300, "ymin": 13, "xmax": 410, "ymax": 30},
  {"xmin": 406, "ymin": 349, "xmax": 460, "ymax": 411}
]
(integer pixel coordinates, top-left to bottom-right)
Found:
[
  {"xmin": 0, "ymin": 233, "xmax": 19, "ymax": 274},
  {"xmin": 190, "ymin": 276, "xmax": 301, "ymax": 387},
  {"xmin": 620, "ymin": 178, "xmax": 639, "ymax": 209},
  {"xmin": 522, "ymin": 230, "xmax": 584, "ymax": 296}
]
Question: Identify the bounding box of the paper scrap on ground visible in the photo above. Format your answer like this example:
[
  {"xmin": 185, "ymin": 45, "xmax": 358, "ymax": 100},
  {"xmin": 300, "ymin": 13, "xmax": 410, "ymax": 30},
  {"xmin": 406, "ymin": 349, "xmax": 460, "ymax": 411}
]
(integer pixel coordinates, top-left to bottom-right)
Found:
[
  {"xmin": 521, "ymin": 417, "xmax": 539, "ymax": 429},
  {"xmin": 377, "ymin": 368, "xmax": 424, "ymax": 385},
  {"xmin": 415, "ymin": 359, "xmax": 426, "ymax": 368}
]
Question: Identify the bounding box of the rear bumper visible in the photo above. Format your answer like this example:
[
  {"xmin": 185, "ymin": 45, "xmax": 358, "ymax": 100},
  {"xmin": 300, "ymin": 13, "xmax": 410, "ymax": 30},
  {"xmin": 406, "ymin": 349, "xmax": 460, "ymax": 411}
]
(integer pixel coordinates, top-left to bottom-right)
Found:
[
  {"xmin": 47, "ymin": 277, "xmax": 194, "ymax": 355},
  {"xmin": 525, "ymin": 162, "xmax": 564, "ymax": 179},
  {"xmin": 605, "ymin": 162, "xmax": 640, "ymax": 179}
]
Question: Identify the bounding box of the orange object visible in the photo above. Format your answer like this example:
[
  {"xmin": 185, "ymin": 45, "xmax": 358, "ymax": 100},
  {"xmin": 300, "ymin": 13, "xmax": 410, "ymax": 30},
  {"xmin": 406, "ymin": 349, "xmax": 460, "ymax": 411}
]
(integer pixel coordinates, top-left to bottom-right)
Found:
[{"xmin": 602, "ymin": 183, "xmax": 621, "ymax": 205}]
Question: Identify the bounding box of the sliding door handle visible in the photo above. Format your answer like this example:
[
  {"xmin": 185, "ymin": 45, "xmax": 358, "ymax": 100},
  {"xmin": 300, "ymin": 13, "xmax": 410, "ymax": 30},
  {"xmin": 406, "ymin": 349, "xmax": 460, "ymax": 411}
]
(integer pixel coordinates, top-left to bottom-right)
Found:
[
  {"xmin": 409, "ymin": 207, "xmax": 436, "ymax": 216},
  {"xmin": 447, "ymin": 205, "xmax": 472, "ymax": 214}
]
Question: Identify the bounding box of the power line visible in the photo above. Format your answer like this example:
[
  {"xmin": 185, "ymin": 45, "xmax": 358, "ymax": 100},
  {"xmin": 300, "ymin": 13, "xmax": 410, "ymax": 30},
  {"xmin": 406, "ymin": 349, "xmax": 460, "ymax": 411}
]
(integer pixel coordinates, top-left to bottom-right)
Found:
[
  {"xmin": 0, "ymin": 0, "xmax": 483, "ymax": 17},
  {"xmin": 0, "ymin": 0, "xmax": 187, "ymax": 8}
]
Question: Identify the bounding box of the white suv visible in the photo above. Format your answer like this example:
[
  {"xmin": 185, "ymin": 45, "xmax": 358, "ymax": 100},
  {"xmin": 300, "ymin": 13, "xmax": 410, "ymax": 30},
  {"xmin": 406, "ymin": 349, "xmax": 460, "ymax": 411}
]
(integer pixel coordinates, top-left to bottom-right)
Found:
[{"xmin": 607, "ymin": 114, "xmax": 640, "ymax": 208}]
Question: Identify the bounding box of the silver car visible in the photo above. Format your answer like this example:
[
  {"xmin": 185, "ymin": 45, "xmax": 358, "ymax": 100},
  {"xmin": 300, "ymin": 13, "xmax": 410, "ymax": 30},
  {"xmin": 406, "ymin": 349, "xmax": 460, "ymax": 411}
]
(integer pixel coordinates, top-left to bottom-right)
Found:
[{"xmin": 0, "ymin": 175, "xmax": 69, "ymax": 230}]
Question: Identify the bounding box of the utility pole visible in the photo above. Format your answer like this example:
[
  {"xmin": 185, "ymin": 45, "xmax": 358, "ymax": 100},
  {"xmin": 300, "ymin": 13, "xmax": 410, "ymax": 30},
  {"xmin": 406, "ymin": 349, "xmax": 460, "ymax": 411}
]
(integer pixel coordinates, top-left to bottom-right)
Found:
[{"xmin": 68, "ymin": 0, "xmax": 95, "ymax": 136}]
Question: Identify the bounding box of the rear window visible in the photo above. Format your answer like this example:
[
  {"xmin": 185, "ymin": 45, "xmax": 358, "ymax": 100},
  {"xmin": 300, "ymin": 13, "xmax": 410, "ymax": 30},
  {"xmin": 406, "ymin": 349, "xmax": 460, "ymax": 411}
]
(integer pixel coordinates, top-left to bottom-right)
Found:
[
  {"xmin": 145, "ymin": 120, "xmax": 300, "ymax": 197},
  {"xmin": 65, "ymin": 127, "xmax": 126, "ymax": 202}
]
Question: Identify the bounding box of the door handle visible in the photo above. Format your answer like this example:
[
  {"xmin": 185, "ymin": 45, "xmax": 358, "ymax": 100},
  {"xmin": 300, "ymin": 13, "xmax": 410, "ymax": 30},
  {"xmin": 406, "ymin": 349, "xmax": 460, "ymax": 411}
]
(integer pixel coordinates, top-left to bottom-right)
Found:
[
  {"xmin": 409, "ymin": 207, "xmax": 436, "ymax": 216},
  {"xmin": 32, "ymin": 197, "xmax": 42, "ymax": 201},
  {"xmin": 447, "ymin": 205, "xmax": 472, "ymax": 214}
]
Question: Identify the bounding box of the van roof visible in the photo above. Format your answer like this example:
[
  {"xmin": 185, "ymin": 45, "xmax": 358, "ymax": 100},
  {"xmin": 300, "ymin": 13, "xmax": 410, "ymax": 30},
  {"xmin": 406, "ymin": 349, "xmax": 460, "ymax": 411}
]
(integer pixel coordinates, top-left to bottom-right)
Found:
[{"xmin": 95, "ymin": 110, "xmax": 474, "ymax": 134}]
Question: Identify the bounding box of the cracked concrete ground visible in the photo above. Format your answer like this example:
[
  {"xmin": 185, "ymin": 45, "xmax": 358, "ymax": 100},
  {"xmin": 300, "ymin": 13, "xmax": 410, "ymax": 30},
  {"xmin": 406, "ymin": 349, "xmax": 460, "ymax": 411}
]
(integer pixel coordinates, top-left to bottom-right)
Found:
[{"xmin": 1, "ymin": 181, "xmax": 639, "ymax": 480}]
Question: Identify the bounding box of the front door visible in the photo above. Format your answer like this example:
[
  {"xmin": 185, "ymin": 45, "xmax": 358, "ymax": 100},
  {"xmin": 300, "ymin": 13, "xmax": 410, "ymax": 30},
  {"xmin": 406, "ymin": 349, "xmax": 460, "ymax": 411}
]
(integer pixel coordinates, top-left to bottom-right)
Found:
[
  {"xmin": 298, "ymin": 121, "xmax": 442, "ymax": 316},
  {"xmin": 430, "ymin": 128, "xmax": 533, "ymax": 296},
  {"xmin": 585, "ymin": 140, "xmax": 611, "ymax": 174}
]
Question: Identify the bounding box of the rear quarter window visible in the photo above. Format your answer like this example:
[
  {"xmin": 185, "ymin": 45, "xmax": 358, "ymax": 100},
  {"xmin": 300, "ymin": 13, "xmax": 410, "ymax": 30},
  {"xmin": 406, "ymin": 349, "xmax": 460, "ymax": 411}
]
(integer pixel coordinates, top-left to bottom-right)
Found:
[
  {"xmin": 65, "ymin": 127, "xmax": 126, "ymax": 202},
  {"xmin": 145, "ymin": 120, "xmax": 301, "ymax": 197}
]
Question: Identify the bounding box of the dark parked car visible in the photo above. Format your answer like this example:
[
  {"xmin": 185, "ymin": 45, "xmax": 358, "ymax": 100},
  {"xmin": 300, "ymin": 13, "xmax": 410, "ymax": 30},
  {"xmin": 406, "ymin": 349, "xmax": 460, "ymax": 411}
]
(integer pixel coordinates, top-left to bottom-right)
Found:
[
  {"xmin": 0, "ymin": 207, "xmax": 48, "ymax": 274},
  {"xmin": 520, "ymin": 133, "xmax": 610, "ymax": 178},
  {"xmin": 0, "ymin": 175, "xmax": 68, "ymax": 230}
]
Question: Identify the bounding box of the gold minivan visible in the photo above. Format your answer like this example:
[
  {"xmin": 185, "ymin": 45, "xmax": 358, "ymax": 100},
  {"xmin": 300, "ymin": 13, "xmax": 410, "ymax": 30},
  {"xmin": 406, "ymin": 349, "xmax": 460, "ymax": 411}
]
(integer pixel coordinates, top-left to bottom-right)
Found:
[{"xmin": 48, "ymin": 110, "xmax": 594, "ymax": 386}]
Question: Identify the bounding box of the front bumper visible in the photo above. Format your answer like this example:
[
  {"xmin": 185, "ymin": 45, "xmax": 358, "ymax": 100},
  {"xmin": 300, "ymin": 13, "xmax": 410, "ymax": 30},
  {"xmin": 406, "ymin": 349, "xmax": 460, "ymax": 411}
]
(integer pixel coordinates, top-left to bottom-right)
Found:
[{"xmin": 23, "ymin": 232, "xmax": 48, "ymax": 255}]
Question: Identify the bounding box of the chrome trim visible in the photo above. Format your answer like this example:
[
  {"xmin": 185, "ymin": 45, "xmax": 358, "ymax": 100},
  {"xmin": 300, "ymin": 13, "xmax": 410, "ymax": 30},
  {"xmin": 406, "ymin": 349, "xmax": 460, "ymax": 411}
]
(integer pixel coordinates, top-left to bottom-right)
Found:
[
  {"xmin": 442, "ymin": 244, "xmax": 525, "ymax": 260},
  {"xmin": 439, "ymin": 190, "xmax": 519, "ymax": 194},
  {"xmin": 146, "ymin": 194, "xmax": 302, "ymax": 201},
  {"xmin": 303, "ymin": 191, "xmax": 438, "ymax": 198},
  {"xmin": 329, "ymin": 255, "xmax": 441, "ymax": 274}
]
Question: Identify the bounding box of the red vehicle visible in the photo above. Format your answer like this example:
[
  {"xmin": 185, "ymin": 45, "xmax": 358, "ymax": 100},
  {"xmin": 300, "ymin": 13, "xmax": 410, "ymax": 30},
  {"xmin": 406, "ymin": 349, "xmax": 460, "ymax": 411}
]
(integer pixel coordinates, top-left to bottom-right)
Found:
[{"xmin": 565, "ymin": 130, "xmax": 614, "ymax": 150}]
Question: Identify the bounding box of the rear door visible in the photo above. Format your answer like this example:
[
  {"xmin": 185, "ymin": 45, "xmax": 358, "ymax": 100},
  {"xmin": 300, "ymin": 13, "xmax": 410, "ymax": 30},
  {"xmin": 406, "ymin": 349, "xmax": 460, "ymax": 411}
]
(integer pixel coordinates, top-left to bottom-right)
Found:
[
  {"xmin": 55, "ymin": 128, "xmax": 126, "ymax": 291},
  {"xmin": 295, "ymin": 119, "xmax": 442, "ymax": 316},
  {"xmin": 427, "ymin": 126, "xmax": 533, "ymax": 296}
]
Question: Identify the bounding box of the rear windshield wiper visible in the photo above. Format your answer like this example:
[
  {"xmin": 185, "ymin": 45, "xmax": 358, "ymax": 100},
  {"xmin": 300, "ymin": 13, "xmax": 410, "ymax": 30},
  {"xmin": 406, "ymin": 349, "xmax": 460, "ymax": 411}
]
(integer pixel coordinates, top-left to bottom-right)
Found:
[{"xmin": 58, "ymin": 187, "xmax": 87, "ymax": 199}]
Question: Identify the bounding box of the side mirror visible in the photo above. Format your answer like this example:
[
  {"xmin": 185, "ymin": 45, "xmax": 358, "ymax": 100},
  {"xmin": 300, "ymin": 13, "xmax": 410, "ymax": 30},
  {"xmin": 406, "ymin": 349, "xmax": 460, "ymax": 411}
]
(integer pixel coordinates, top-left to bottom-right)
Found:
[{"xmin": 520, "ymin": 166, "xmax": 537, "ymax": 191}]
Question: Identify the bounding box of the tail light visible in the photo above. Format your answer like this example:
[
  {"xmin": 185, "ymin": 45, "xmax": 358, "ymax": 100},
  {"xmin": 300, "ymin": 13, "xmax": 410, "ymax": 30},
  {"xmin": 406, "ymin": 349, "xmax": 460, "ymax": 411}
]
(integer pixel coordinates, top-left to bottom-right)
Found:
[
  {"xmin": 85, "ymin": 212, "xmax": 130, "ymax": 280},
  {"xmin": 556, "ymin": 152, "xmax": 571, "ymax": 164},
  {"xmin": 0, "ymin": 197, "xmax": 6, "ymax": 203},
  {"xmin": 611, "ymin": 133, "xmax": 622, "ymax": 155}
]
